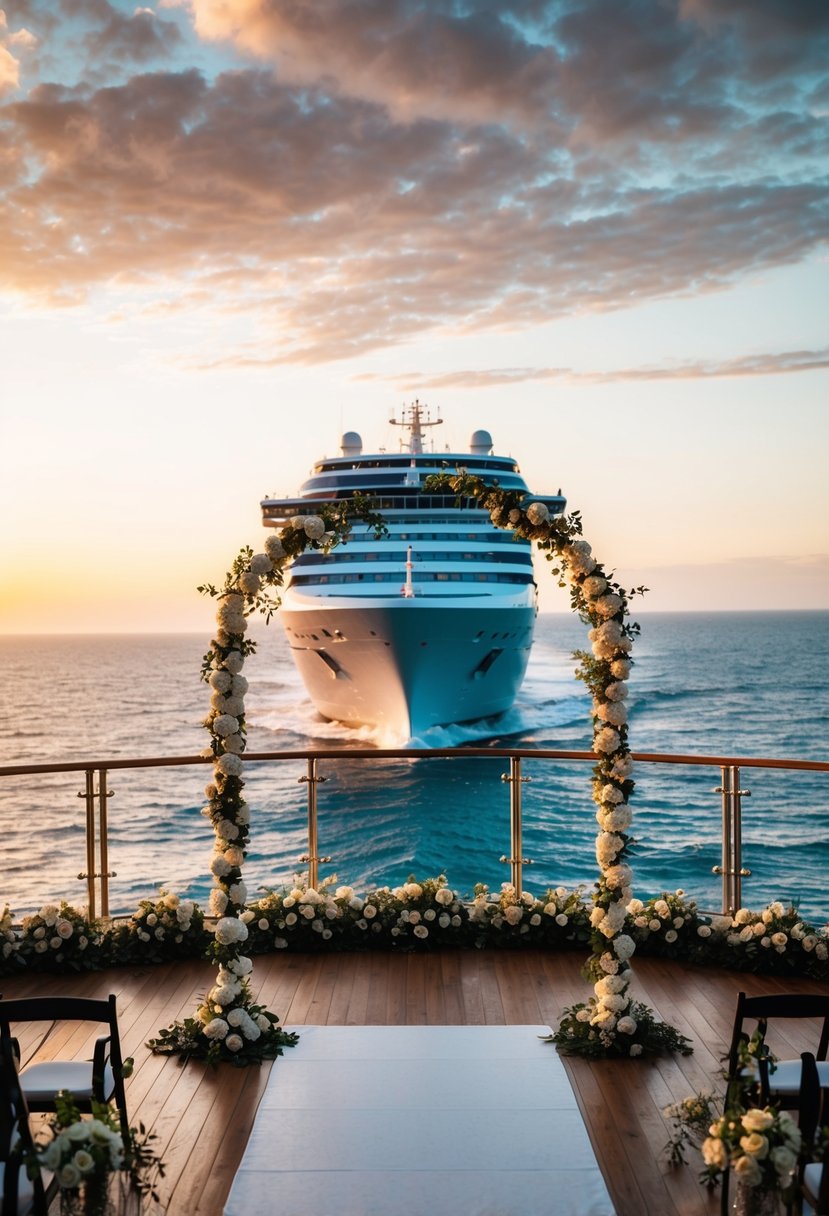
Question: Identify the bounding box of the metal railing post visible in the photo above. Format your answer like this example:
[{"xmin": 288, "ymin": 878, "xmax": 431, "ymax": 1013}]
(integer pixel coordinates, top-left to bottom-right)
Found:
[
  {"xmin": 500, "ymin": 755, "xmax": 532, "ymax": 896},
  {"xmin": 99, "ymin": 768, "xmax": 111, "ymax": 918},
  {"xmin": 713, "ymin": 764, "xmax": 751, "ymax": 915},
  {"xmin": 298, "ymin": 757, "xmax": 331, "ymax": 889},
  {"xmin": 77, "ymin": 768, "xmax": 116, "ymax": 919},
  {"xmin": 79, "ymin": 769, "xmax": 97, "ymax": 919}
]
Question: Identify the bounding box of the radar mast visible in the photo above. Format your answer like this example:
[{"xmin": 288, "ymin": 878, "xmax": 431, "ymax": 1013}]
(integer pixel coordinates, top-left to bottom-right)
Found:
[{"xmin": 389, "ymin": 400, "xmax": 442, "ymax": 454}]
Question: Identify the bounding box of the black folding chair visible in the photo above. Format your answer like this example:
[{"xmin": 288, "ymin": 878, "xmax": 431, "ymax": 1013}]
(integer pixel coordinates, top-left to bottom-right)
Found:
[
  {"xmin": 799, "ymin": 1052, "xmax": 829, "ymax": 1216},
  {"xmin": 726, "ymin": 991, "xmax": 829, "ymax": 1108},
  {"xmin": 0, "ymin": 1036, "xmax": 56, "ymax": 1216},
  {"xmin": 0, "ymin": 995, "xmax": 130, "ymax": 1152},
  {"xmin": 720, "ymin": 993, "xmax": 829, "ymax": 1216}
]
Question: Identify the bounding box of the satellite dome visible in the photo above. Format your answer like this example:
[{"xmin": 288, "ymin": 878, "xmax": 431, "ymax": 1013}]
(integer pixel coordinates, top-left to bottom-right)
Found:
[
  {"xmin": 340, "ymin": 431, "xmax": 363, "ymax": 456},
  {"xmin": 469, "ymin": 429, "xmax": 493, "ymax": 455}
]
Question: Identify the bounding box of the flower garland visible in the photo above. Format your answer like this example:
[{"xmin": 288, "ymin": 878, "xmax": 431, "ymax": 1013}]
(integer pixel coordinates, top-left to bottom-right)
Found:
[
  {"xmin": 150, "ymin": 503, "xmax": 381, "ymax": 1064},
  {"xmin": 424, "ymin": 471, "xmax": 689, "ymax": 1056}
]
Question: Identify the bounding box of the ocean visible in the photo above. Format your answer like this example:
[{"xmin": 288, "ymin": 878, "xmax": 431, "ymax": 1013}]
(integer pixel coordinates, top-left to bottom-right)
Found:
[{"xmin": 2, "ymin": 611, "xmax": 828, "ymax": 922}]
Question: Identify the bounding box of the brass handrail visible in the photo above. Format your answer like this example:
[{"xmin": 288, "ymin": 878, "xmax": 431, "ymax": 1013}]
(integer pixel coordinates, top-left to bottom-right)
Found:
[{"xmin": 2, "ymin": 748, "xmax": 827, "ymax": 915}]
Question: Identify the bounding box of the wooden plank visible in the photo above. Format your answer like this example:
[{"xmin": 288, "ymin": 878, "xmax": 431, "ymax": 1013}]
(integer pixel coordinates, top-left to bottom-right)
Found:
[{"xmin": 4, "ymin": 951, "xmax": 823, "ymax": 1216}]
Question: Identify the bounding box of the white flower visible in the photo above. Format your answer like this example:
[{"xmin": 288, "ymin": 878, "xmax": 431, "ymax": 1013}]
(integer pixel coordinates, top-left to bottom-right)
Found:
[
  {"xmin": 614, "ymin": 934, "xmax": 636, "ymax": 961},
  {"xmin": 225, "ymin": 1034, "xmax": 244, "ymax": 1052},
  {"xmin": 224, "ymin": 651, "xmax": 245, "ymax": 675},
  {"xmin": 264, "ymin": 534, "xmax": 286, "ymax": 561},
  {"xmin": 204, "ymin": 1018, "xmax": 229, "ymax": 1040},
  {"xmin": 213, "ymin": 714, "xmax": 239, "ymax": 738},
  {"xmin": 581, "ymin": 575, "xmax": 608, "ymax": 599},
  {"xmin": 209, "ymin": 670, "xmax": 233, "ymax": 694},
  {"xmin": 57, "ymin": 1163, "xmax": 82, "ymax": 1189},
  {"xmin": 526, "ymin": 501, "xmax": 549, "ymax": 525},
  {"xmin": 217, "ymin": 754, "xmax": 243, "ymax": 777},
  {"xmin": 616, "ymin": 1016, "xmax": 637, "ymax": 1035},
  {"xmin": 604, "ymin": 681, "xmax": 628, "ymax": 702},
  {"xmin": 594, "ymin": 592, "xmax": 624, "ymax": 619},
  {"xmin": 215, "ymin": 916, "xmax": 249, "ymax": 945},
  {"xmin": 435, "ymin": 887, "xmax": 453, "ymax": 906},
  {"xmin": 223, "ymin": 733, "xmax": 245, "ymax": 754},
  {"xmin": 250, "ymin": 553, "xmax": 273, "ymax": 576},
  {"xmin": 210, "ymin": 888, "xmax": 229, "ymax": 916},
  {"xmin": 595, "ymin": 700, "xmax": 628, "ymax": 726},
  {"xmin": 238, "ymin": 571, "xmax": 260, "ymax": 595},
  {"xmin": 594, "ymin": 726, "xmax": 621, "ymax": 755},
  {"xmin": 304, "ymin": 515, "xmax": 325, "ymax": 539},
  {"xmin": 56, "ymin": 919, "xmax": 73, "ymax": 939}
]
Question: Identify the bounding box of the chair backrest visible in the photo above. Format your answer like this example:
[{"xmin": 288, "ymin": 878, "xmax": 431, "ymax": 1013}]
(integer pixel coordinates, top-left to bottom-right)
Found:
[
  {"xmin": 799, "ymin": 1052, "xmax": 823, "ymax": 1147},
  {"xmin": 0, "ymin": 995, "xmax": 124, "ymax": 1067},
  {"xmin": 728, "ymin": 992, "xmax": 829, "ymax": 1082}
]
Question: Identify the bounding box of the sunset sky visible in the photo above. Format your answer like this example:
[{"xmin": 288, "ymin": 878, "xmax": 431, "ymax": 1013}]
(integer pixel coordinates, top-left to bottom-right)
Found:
[{"xmin": 1, "ymin": 0, "xmax": 827, "ymax": 633}]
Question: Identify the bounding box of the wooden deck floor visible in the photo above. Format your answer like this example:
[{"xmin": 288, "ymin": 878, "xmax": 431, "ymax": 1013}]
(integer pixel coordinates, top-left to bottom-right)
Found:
[{"xmin": 4, "ymin": 951, "xmax": 828, "ymax": 1216}]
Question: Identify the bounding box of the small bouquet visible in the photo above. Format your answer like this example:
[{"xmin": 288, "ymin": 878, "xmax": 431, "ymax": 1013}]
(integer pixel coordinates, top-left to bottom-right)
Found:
[{"xmin": 31, "ymin": 1090, "xmax": 164, "ymax": 1215}]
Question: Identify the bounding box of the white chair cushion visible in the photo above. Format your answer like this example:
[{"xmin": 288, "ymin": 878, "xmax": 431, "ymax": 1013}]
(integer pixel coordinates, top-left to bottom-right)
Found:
[
  {"xmin": 767, "ymin": 1057, "xmax": 829, "ymax": 1094},
  {"xmin": 0, "ymin": 1158, "xmax": 37, "ymax": 1216},
  {"xmin": 19, "ymin": 1059, "xmax": 114, "ymax": 1102},
  {"xmin": 802, "ymin": 1160, "xmax": 825, "ymax": 1216}
]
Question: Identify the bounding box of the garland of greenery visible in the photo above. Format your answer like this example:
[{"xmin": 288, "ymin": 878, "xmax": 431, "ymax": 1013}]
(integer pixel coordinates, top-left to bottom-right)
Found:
[
  {"xmin": 150, "ymin": 499, "xmax": 383, "ymax": 1065},
  {"xmin": 425, "ymin": 472, "xmax": 689, "ymax": 1056},
  {"xmin": 148, "ymin": 476, "xmax": 692, "ymax": 1062}
]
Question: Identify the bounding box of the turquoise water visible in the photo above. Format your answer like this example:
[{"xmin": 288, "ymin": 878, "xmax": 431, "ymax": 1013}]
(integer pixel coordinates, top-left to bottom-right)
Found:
[{"xmin": 1, "ymin": 611, "xmax": 827, "ymax": 921}]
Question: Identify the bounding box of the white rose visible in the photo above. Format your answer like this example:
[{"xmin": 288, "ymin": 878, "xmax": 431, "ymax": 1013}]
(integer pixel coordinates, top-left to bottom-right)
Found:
[
  {"xmin": 238, "ymin": 571, "xmax": 260, "ymax": 595},
  {"xmin": 304, "ymin": 515, "xmax": 325, "ymax": 539},
  {"xmin": 213, "ymin": 714, "xmax": 239, "ymax": 738},
  {"xmin": 594, "ymin": 726, "xmax": 621, "ymax": 755},
  {"xmin": 526, "ymin": 501, "xmax": 549, "ymax": 525},
  {"xmin": 264, "ymin": 534, "xmax": 286, "ymax": 560},
  {"xmin": 249, "ymin": 553, "xmax": 273, "ymax": 576},
  {"xmin": 595, "ymin": 700, "xmax": 628, "ymax": 726},
  {"xmin": 217, "ymin": 754, "xmax": 243, "ymax": 777},
  {"xmin": 594, "ymin": 593, "xmax": 624, "ymax": 619},
  {"xmin": 225, "ymin": 1034, "xmax": 244, "ymax": 1052},
  {"xmin": 209, "ymin": 670, "xmax": 233, "ymax": 694}
]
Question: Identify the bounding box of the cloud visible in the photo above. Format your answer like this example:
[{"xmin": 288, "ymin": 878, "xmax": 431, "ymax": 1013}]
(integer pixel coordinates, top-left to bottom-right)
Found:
[
  {"xmin": 367, "ymin": 347, "xmax": 829, "ymax": 391},
  {"xmin": 0, "ymin": 9, "xmax": 37, "ymax": 96},
  {"xmin": 0, "ymin": 2, "xmax": 827, "ymax": 363},
  {"xmin": 190, "ymin": 0, "xmax": 561, "ymax": 128}
]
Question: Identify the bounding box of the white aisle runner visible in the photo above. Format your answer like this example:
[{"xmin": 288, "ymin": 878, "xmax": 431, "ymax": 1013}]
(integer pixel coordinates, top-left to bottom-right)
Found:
[{"xmin": 224, "ymin": 1025, "xmax": 615, "ymax": 1216}]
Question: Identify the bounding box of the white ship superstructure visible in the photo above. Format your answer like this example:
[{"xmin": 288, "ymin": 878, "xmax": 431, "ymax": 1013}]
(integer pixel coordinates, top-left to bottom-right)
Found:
[{"xmin": 261, "ymin": 403, "xmax": 565, "ymax": 738}]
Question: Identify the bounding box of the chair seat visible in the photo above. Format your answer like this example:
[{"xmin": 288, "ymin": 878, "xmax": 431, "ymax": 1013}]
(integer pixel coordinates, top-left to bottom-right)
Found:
[
  {"xmin": 767, "ymin": 1058, "xmax": 829, "ymax": 1095},
  {"xmin": 0, "ymin": 1159, "xmax": 54, "ymax": 1216},
  {"xmin": 803, "ymin": 1160, "xmax": 825, "ymax": 1215},
  {"xmin": 20, "ymin": 1059, "xmax": 115, "ymax": 1103}
]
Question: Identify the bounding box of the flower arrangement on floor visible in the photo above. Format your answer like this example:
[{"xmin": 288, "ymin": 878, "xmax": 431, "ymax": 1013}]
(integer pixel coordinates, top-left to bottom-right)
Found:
[
  {"xmin": 108, "ymin": 891, "xmax": 210, "ymax": 965},
  {"xmin": 29, "ymin": 1089, "xmax": 165, "ymax": 1216},
  {"xmin": 16, "ymin": 901, "xmax": 103, "ymax": 971},
  {"xmin": 664, "ymin": 1035, "xmax": 803, "ymax": 1213},
  {"xmin": 3, "ymin": 889, "xmax": 828, "ymax": 979}
]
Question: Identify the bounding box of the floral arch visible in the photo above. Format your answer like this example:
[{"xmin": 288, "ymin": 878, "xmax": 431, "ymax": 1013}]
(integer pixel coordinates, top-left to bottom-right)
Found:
[{"xmin": 151, "ymin": 473, "xmax": 688, "ymax": 1063}]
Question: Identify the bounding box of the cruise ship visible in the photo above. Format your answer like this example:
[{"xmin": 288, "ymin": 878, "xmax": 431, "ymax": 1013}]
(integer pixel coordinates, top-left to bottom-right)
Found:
[{"xmin": 260, "ymin": 403, "xmax": 565, "ymax": 738}]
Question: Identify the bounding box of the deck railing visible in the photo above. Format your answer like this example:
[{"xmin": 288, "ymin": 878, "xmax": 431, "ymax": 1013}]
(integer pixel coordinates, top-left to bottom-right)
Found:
[{"xmin": 2, "ymin": 748, "xmax": 827, "ymax": 919}]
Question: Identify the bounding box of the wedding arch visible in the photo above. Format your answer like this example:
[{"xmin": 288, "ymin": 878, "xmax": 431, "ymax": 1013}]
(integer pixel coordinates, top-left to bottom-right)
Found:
[{"xmin": 150, "ymin": 472, "xmax": 688, "ymax": 1062}]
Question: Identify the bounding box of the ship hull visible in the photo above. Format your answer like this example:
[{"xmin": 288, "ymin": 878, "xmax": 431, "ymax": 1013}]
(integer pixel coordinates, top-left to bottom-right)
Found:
[{"xmin": 280, "ymin": 595, "xmax": 536, "ymax": 738}]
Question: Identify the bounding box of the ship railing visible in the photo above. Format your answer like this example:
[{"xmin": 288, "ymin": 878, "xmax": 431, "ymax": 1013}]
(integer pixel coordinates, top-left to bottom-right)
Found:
[{"xmin": 2, "ymin": 749, "xmax": 827, "ymax": 920}]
